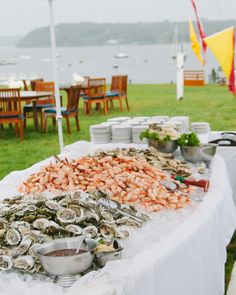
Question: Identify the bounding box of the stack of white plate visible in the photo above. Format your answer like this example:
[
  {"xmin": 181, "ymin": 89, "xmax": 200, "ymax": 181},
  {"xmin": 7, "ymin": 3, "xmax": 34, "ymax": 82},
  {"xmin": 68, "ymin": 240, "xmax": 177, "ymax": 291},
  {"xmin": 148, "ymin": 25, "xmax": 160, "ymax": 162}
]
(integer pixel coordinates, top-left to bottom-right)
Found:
[
  {"xmin": 133, "ymin": 116, "xmax": 150, "ymax": 121},
  {"xmin": 132, "ymin": 125, "xmax": 149, "ymax": 144},
  {"xmin": 107, "ymin": 117, "xmax": 130, "ymax": 123},
  {"xmin": 191, "ymin": 122, "xmax": 211, "ymax": 134},
  {"xmin": 170, "ymin": 116, "xmax": 190, "ymax": 132},
  {"xmin": 121, "ymin": 119, "xmax": 142, "ymax": 126},
  {"xmin": 90, "ymin": 124, "xmax": 111, "ymax": 144},
  {"xmin": 151, "ymin": 116, "xmax": 169, "ymax": 122},
  {"xmin": 145, "ymin": 119, "xmax": 163, "ymax": 125},
  {"xmin": 111, "ymin": 124, "xmax": 132, "ymax": 143},
  {"xmin": 100, "ymin": 121, "xmax": 119, "ymax": 127}
]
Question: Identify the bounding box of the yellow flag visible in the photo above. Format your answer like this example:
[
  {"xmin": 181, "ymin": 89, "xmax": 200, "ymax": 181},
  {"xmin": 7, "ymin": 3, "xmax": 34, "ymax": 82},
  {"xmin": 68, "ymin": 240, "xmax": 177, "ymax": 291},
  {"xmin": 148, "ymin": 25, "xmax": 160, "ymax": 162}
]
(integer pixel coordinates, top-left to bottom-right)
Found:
[
  {"xmin": 204, "ymin": 27, "xmax": 234, "ymax": 80},
  {"xmin": 189, "ymin": 18, "xmax": 204, "ymax": 65}
]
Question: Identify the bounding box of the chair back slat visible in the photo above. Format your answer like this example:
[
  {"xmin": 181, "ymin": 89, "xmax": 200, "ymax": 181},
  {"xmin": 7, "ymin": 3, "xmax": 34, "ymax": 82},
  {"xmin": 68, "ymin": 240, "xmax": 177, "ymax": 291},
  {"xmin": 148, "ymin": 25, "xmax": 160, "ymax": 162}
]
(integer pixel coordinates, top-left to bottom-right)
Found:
[
  {"xmin": 35, "ymin": 81, "xmax": 55, "ymax": 105},
  {"xmin": 88, "ymin": 78, "xmax": 106, "ymax": 99},
  {"xmin": 30, "ymin": 78, "xmax": 44, "ymax": 91},
  {"xmin": 111, "ymin": 75, "xmax": 128, "ymax": 95},
  {"xmin": 67, "ymin": 85, "xmax": 81, "ymax": 112},
  {"xmin": 22, "ymin": 80, "xmax": 28, "ymax": 91},
  {"xmin": 0, "ymin": 88, "xmax": 21, "ymax": 117}
]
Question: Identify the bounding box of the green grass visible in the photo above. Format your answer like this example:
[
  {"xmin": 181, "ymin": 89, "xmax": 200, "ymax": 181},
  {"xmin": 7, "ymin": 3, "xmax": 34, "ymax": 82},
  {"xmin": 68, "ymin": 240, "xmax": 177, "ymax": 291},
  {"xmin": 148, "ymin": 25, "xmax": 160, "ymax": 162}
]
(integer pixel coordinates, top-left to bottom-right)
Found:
[
  {"xmin": 0, "ymin": 84, "xmax": 235, "ymax": 290},
  {"xmin": 1, "ymin": 84, "xmax": 236, "ymax": 179}
]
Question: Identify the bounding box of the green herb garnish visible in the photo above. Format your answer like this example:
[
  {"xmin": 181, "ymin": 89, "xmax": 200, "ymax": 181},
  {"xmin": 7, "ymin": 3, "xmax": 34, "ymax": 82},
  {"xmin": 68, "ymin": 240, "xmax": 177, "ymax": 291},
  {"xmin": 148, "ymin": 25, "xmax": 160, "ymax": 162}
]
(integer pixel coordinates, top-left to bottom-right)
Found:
[
  {"xmin": 140, "ymin": 130, "xmax": 173, "ymax": 143},
  {"xmin": 177, "ymin": 132, "xmax": 200, "ymax": 146}
]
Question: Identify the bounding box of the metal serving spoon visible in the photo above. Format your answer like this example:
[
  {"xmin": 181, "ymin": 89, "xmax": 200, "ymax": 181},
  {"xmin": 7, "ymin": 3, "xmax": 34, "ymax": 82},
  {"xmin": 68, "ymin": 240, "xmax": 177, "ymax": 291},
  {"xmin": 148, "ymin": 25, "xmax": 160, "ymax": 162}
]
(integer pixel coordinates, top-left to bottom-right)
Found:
[{"xmin": 75, "ymin": 235, "xmax": 86, "ymax": 254}]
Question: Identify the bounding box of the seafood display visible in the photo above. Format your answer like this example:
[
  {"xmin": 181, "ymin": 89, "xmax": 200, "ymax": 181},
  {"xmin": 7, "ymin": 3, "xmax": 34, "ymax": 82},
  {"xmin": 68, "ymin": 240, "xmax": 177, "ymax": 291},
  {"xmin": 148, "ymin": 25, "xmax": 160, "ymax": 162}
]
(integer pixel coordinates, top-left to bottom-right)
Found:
[
  {"xmin": 18, "ymin": 148, "xmax": 193, "ymax": 212},
  {"xmin": 0, "ymin": 190, "xmax": 148, "ymax": 274},
  {"xmin": 94, "ymin": 148, "xmax": 192, "ymax": 176}
]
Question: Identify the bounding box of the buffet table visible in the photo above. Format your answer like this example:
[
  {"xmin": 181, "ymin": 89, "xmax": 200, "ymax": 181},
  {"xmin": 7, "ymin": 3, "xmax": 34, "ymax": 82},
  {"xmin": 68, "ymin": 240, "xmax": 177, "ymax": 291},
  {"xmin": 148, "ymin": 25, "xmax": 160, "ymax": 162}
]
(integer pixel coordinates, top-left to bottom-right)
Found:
[{"xmin": 0, "ymin": 141, "xmax": 235, "ymax": 295}]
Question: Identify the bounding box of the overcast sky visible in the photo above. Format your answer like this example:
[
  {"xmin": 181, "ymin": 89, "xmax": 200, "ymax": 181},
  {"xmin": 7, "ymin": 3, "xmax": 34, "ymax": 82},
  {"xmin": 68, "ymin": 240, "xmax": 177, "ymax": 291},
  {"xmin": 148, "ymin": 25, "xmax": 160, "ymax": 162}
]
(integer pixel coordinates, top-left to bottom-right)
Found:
[{"xmin": 1, "ymin": 0, "xmax": 235, "ymax": 36}]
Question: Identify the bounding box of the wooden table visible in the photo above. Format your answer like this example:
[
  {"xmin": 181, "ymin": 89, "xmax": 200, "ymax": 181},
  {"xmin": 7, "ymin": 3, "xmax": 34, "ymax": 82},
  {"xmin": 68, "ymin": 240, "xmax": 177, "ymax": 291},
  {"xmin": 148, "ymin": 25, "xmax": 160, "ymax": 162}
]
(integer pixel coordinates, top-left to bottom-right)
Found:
[{"xmin": 20, "ymin": 91, "xmax": 53, "ymax": 131}]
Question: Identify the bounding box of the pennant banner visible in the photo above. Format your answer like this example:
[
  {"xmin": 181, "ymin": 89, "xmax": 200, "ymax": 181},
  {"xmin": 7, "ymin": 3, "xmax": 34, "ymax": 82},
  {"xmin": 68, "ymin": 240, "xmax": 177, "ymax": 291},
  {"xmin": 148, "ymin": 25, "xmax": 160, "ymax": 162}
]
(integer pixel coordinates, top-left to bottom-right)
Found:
[
  {"xmin": 204, "ymin": 27, "xmax": 235, "ymax": 94},
  {"xmin": 191, "ymin": 0, "xmax": 207, "ymax": 54},
  {"xmin": 189, "ymin": 18, "xmax": 204, "ymax": 65}
]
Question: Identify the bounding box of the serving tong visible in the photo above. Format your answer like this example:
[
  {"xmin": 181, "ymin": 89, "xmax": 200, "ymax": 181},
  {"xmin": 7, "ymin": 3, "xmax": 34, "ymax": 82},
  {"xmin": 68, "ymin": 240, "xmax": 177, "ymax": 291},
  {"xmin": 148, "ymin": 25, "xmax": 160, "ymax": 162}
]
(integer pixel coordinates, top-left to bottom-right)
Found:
[
  {"xmin": 162, "ymin": 179, "xmax": 203, "ymax": 202},
  {"xmin": 97, "ymin": 198, "xmax": 146, "ymax": 224}
]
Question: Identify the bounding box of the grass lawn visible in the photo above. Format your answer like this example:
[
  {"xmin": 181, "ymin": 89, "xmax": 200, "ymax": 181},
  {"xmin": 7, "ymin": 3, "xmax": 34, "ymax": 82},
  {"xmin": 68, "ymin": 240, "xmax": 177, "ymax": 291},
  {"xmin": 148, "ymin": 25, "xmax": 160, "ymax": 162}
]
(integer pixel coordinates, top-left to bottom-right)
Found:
[
  {"xmin": 1, "ymin": 84, "xmax": 235, "ymax": 179},
  {"xmin": 0, "ymin": 83, "xmax": 235, "ymax": 288}
]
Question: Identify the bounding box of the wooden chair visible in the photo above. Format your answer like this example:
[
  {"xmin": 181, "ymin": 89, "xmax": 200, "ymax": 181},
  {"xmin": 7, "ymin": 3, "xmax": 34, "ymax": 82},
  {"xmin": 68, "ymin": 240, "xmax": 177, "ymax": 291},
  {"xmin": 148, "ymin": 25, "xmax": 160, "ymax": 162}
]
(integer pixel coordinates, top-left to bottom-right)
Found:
[
  {"xmin": 0, "ymin": 88, "xmax": 24, "ymax": 141},
  {"xmin": 22, "ymin": 80, "xmax": 29, "ymax": 91},
  {"xmin": 83, "ymin": 78, "xmax": 108, "ymax": 114},
  {"xmin": 30, "ymin": 78, "xmax": 44, "ymax": 90},
  {"xmin": 106, "ymin": 75, "xmax": 129, "ymax": 111},
  {"xmin": 23, "ymin": 81, "xmax": 55, "ymax": 128},
  {"xmin": 43, "ymin": 85, "xmax": 81, "ymax": 134}
]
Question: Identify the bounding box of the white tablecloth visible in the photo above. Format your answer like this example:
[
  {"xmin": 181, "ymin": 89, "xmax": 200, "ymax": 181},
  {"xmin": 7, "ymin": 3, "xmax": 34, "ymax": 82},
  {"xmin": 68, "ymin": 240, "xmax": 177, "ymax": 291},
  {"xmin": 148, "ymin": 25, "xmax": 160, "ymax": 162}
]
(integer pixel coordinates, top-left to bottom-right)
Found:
[
  {"xmin": 200, "ymin": 132, "xmax": 236, "ymax": 205},
  {"xmin": 0, "ymin": 141, "xmax": 235, "ymax": 295}
]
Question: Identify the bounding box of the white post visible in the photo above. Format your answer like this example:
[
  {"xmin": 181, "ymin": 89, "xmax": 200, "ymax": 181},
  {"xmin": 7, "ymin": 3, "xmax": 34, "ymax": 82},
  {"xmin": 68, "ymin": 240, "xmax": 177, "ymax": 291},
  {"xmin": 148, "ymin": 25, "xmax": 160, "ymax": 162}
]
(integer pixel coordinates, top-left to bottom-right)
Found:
[
  {"xmin": 176, "ymin": 51, "xmax": 184, "ymax": 100},
  {"xmin": 48, "ymin": 0, "xmax": 64, "ymax": 152}
]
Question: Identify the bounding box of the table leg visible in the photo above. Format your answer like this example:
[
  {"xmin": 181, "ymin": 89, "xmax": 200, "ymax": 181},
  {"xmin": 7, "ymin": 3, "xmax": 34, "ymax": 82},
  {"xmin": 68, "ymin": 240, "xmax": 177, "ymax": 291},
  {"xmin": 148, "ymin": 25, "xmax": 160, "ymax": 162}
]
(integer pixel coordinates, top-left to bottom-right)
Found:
[{"xmin": 32, "ymin": 101, "xmax": 38, "ymax": 131}]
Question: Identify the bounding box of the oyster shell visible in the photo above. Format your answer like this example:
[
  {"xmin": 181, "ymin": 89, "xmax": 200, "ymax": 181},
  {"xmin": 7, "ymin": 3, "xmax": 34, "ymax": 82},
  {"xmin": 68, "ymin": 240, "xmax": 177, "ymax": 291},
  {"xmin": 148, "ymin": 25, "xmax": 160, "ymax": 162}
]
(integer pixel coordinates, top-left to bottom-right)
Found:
[
  {"xmin": 99, "ymin": 209, "xmax": 113, "ymax": 222},
  {"xmin": 0, "ymin": 255, "xmax": 13, "ymax": 271},
  {"xmin": 84, "ymin": 210, "xmax": 100, "ymax": 225},
  {"xmin": 32, "ymin": 194, "xmax": 47, "ymax": 202},
  {"xmin": 14, "ymin": 255, "xmax": 35, "ymax": 271},
  {"xmin": 15, "ymin": 238, "xmax": 32, "ymax": 255},
  {"xmin": 115, "ymin": 225, "xmax": 131, "ymax": 239},
  {"xmin": 0, "ymin": 218, "xmax": 7, "ymax": 237},
  {"xmin": 0, "ymin": 248, "xmax": 12, "ymax": 257},
  {"xmin": 57, "ymin": 208, "xmax": 77, "ymax": 224},
  {"xmin": 11, "ymin": 221, "xmax": 31, "ymax": 235},
  {"xmin": 100, "ymin": 222, "xmax": 116, "ymax": 239},
  {"xmin": 82, "ymin": 225, "xmax": 98, "ymax": 238},
  {"xmin": 0, "ymin": 206, "xmax": 10, "ymax": 218},
  {"xmin": 28, "ymin": 243, "xmax": 41, "ymax": 257},
  {"xmin": 45, "ymin": 200, "xmax": 60, "ymax": 211},
  {"xmin": 6, "ymin": 229, "xmax": 21, "ymax": 246},
  {"xmin": 33, "ymin": 218, "xmax": 50, "ymax": 231},
  {"xmin": 65, "ymin": 224, "xmax": 83, "ymax": 235},
  {"xmin": 68, "ymin": 205, "xmax": 85, "ymax": 221},
  {"xmin": 26, "ymin": 205, "xmax": 37, "ymax": 213},
  {"xmin": 70, "ymin": 190, "xmax": 88, "ymax": 203}
]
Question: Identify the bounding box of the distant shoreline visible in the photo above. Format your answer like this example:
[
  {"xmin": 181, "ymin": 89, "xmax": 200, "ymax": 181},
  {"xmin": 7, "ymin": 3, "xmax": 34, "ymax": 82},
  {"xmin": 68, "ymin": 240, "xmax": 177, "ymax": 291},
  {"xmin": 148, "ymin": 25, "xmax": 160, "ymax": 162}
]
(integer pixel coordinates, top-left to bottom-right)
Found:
[{"xmin": 14, "ymin": 19, "xmax": 236, "ymax": 48}]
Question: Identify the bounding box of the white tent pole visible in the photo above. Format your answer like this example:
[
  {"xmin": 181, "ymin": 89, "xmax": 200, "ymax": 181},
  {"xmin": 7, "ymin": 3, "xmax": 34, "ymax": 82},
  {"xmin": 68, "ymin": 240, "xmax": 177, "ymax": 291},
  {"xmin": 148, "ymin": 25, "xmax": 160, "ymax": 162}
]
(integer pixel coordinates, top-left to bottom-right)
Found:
[
  {"xmin": 48, "ymin": 0, "xmax": 64, "ymax": 152},
  {"xmin": 176, "ymin": 51, "xmax": 184, "ymax": 100}
]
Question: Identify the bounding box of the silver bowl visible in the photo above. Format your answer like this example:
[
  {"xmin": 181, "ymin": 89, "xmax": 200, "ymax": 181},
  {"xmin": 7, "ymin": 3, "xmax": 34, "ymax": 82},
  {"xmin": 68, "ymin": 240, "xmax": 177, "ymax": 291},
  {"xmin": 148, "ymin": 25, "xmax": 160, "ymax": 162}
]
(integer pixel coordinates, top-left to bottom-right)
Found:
[
  {"xmin": 148, "ymin": 139, "xmax": 178, "ymax": 153},
  {"xmin": 34, "ymin": 237, "xmax": 97, "ymax": 287},
  {"xmin": 95, "ymin": 240, "xmax": 123, "ymax": 267},
  {"xmin": 180, "ymin": 143, "xmax": 217, "ymax": 164},
  {"xmin": 95, "ymin": 249, "xmax": 123, "ymax": 267}
]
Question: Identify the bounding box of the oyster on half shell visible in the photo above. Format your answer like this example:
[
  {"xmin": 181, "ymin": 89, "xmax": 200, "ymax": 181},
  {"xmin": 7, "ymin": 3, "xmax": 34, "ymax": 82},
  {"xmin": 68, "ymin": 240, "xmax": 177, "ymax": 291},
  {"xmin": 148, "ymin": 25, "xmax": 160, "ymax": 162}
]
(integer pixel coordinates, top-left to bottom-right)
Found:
[
  {"xmin": 14, "ymin": 255, "xmax": 35, "ymax": 271},
  {"xmin": 33, "ymin": 218, "xmax": 50, "ymax": 231},
  {"xmin": 82, "ymin": 225, "xmax": 98, "ymax": 238},
  {"xmin": 57, "ymin": 208, "xmax": 77, "ymax": 224},
  {"xmin": 0, "ymin": 255, "xmax": 13, "ymax": 271},
  {"xmin": 6, "ymin": 229, "xmax": 21, "ymax": 246}
]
